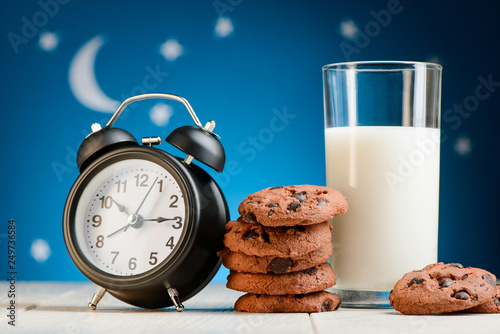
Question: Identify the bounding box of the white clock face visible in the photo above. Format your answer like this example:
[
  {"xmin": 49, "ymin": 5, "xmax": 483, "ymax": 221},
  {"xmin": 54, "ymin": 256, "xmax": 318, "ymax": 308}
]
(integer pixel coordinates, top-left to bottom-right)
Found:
[{"xmin": 74, "ymin": 158, "xmax": 187, "ymax": 276}]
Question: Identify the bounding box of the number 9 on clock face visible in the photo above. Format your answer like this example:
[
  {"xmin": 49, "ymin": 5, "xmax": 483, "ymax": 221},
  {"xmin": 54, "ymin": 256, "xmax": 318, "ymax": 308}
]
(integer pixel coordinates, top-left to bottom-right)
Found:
[{"xmin": 73, "ymin": 158, "xmax": 188, "ymax": 276}]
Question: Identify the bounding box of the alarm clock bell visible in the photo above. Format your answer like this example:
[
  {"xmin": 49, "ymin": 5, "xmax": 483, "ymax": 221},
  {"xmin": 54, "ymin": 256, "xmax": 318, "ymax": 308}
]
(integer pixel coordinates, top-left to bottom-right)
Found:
[
  {"xmin": 166, "ymin": 123, "xmax": 225, "ymax": 173},
  {"xmin": 76, "ymin": 126, "xmax": 138, "ymax": 172}
]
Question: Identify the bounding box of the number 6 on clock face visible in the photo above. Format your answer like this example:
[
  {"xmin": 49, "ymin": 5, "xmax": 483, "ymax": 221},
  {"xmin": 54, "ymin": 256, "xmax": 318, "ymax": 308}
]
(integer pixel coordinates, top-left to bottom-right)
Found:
[{"xmin": 73, "ymin": 158, "xmax": 188, "ymax": 276}]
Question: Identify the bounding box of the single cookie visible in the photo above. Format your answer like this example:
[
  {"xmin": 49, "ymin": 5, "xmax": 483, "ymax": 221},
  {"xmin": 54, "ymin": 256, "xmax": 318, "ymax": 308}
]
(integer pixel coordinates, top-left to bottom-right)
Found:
[
  {"xmin": 234, "ymin": 291, "xmax": 341, "ymax": 313},
  {"xmin": 223, "ymin": 218, "xmax": 332, "ymax": 257},
  {"xmin": 467, "ymin": 285, "xmax": 500, "ymax": 313},
  {"xmin": 389, "ymin": 262, "xmax": 497, "ymax": 315},
  {"xmin": 238, "ymin": 185, "xmax": 348, "ymax": 227},
  {"xmin": 227, "ymin": 263, "xmax": 336, "ymax": 295},
  {"xmin": 218, "ymin": 242, "xmax": 333, "ymax": 274}
]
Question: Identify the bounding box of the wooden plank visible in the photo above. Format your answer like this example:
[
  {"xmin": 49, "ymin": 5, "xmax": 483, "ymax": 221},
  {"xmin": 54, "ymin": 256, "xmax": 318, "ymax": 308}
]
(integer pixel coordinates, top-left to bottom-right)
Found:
[
  {"xmin": 0, "ymin": 282, "xmax": 314, "ymax": 334},
  {"xmin": 5, "ymin": 282, "xmax": 500, "ymax": 334},
  {"xmin": 311, "ymin": 308, "xmax": 500, "ymax": 334}
]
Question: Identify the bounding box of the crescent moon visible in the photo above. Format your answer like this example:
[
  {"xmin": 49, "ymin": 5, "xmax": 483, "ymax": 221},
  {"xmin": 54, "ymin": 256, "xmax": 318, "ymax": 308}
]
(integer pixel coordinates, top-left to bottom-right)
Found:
[{"xmin": 69, "ymin": 35, "xmax": 120, "ymax": 113}]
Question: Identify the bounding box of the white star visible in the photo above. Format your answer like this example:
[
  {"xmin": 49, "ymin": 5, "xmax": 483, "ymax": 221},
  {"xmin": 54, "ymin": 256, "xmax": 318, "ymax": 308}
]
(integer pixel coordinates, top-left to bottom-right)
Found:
[
  {"xmin": 214, "ymin": 17, "xmax": 234, "ymax": 38},
  {"xmin": 38, "ymin": 31, "xmax": 60, "ymax": 52},
  {"xmin": 30, "ymin": 239, "xmax": 51, "ymax": 263},
  {"xmin": 339, "ymin": 20, "xmax": 359, "ymax": 40},
  {"xmin": 150, "ymin": 103, "xmax": 173, "ymax": 126},
  {"xmin": 454, "ymin": 136, "xmax": 472, "ymax": 156},
  {"xmin": 160, "ymin": 39, "xmax": 184, "ymax": 61}
]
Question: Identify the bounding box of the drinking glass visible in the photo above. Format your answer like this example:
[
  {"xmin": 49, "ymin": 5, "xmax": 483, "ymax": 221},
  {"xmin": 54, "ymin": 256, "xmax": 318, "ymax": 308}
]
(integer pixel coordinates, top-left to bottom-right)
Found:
[{"xmin": 323, "ymin": 61, "xmax": 442, "ymax": 307}]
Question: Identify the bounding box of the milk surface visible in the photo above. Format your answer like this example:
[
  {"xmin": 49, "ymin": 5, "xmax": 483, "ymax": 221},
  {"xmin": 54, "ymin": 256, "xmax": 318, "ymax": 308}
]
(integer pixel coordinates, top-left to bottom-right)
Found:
[{"xmin": 325, "ymin": 126, "xmax": 440, "ymax": 291}]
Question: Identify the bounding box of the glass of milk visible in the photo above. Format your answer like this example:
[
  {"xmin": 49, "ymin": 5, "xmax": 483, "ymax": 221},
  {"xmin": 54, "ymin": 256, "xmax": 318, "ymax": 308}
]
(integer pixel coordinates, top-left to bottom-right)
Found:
[{"xmin": 323, "ymin": 61, "xmax": 442, "ymax": 308}]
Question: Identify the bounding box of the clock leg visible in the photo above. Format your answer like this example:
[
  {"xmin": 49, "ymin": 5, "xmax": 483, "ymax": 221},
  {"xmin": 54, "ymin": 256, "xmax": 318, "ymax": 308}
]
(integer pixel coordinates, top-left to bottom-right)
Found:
[
  {"xmin": 88, "ymin": 286, "xmax": 107, "ymax": 310},
  {"xmin": 167, "ymin": 287, "xmax": 184, "ymax": 312}
]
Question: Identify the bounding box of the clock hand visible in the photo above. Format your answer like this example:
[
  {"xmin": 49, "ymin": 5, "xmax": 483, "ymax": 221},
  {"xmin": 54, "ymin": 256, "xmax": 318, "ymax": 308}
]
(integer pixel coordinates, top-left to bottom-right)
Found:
[
  {"xmin": 106, "ymin": 224, "xmax": 130, "ymax": 238},
  {"xmin": 107, "ymin": 213, "xmax": 143, "ymax": 239},
  {"xmin": 142, "ymin": 216, "xmax": 180, "ymax": 223},
  {"xmin": 106, "ymin": 198, "xmax": 133, "ymax": 238},
  {"xmin": 134, "ymin": 177, "xmax": 159, "ymax": 215},
  {"xmin": 111, "ymin": 197, "xmax": 130, "ymax": 215}
]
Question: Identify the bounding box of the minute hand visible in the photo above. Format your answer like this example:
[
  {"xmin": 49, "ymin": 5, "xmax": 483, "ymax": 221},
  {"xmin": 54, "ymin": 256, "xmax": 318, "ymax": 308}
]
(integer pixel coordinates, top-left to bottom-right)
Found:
[
  {"xmin": 134, "ymin": 177, "xmax": 159, "ymax": 215},
  {"xmin": 142, "ymin": 217, "xmax": 179, "ymax": 223}
]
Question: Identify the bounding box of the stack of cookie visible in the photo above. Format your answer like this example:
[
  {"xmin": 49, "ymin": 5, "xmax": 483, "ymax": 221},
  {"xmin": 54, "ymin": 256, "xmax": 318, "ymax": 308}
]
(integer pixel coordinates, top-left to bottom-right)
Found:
[
  {"xmin": 389, "ymin": 262, "xmax": 500, "ymax": 314},
  {"xmin": 218, "ymin": 185, "xmax": 348, "ymax": 313}
]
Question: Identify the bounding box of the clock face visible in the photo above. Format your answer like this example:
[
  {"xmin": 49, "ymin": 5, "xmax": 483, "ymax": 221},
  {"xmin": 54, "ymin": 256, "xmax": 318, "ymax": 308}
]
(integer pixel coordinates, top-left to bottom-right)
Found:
[{"xmin": 73, "ymin": 158, "xmax": 188, "ymax": 276}]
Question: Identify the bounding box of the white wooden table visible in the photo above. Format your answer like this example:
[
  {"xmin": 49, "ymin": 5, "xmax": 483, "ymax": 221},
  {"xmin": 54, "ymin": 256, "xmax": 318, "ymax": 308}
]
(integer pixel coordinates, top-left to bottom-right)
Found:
[{"xmin": 1, "ymin": 282, "xmax": 500, "ymax": 334}]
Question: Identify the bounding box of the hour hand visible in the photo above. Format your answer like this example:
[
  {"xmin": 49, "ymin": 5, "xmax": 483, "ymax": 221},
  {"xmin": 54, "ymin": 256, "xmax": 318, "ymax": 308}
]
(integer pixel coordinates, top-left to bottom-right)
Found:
[{"xmin": 111, "ymin": 197, "xmax": 129, "ymax": 215}]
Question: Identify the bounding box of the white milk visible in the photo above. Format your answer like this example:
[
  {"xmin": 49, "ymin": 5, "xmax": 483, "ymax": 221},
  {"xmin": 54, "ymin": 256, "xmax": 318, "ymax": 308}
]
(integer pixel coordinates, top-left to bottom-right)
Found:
[{"xmin": 325, "ymin": 126, "xmax": 440, "ymax": 291}]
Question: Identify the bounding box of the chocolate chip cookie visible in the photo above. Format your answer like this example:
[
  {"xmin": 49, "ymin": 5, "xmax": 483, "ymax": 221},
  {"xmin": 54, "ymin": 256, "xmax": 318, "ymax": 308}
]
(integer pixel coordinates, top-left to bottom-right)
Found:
[
  {"xmin": 227, "ymin": 263, "xmax": 336, "ymax": 295},
  {"xmin": 223, "ymin": 218, "xmax": 332, "ymax": 257},
  {"xmin": 235, "ymin": 291, "xmax": 341, "ymax": 313},
  {"xmin": 389, "ymin": 262, "xmax": 497, "ymax": 315},
  {"xmin": 467, "ymin": 285, "xmax": 500, "ymax": 313},
  {"xmin": 238, "ymin": 185, "xmax": 348, "ymax": 227},
  {"xmin": 218, "ymin": 242, "xmax": 333, "ymax": 274}
]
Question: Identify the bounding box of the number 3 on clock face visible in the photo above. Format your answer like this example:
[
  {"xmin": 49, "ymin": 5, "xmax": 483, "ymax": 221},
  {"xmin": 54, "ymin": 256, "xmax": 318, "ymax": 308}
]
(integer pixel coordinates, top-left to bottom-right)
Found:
[{"xmin": 73, "ymin": 158, "xmax": 188, "ymax": 276}]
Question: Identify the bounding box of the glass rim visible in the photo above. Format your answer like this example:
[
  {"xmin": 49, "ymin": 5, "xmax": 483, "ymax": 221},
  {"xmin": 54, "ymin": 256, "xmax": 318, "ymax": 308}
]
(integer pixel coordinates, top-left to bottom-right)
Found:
[{"xmin": 322, "ymin": 60, "xmax": 442, "ymax": 72}]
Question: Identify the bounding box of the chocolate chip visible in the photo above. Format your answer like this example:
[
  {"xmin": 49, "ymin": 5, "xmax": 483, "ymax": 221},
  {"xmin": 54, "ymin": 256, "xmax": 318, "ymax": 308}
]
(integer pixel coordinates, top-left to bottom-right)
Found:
[
  {"xmin": 408, "ymin": 277, "xmax": 424, "ymax": 287},
  {"xmin": 243, "ymin": 231, "xmax": 259, "ymax": 240},
  {"xmin": 292, "ymin": 191, "xmax": 307, "ymax": 202},
  {"xmin": 449, "ymin": 263, "xmax": 464, "ymax": 268},
  {"xmin": 439, "ymin": 278, "xmax": 455, "ymax": 288},
  {"xmin": 282, "ymin": 225, "xmax": 306, "ymax": 233},
  {"xmin": 261, "ymin": 230, "xmax": 270, "ymax": 243},
  {"xmin": 242, "ymin": 213, "xmax": 257, "ymax": 224},
  {"xmin": 267, "ymin": 203, "xmax": 278, "ymax": 208},
  {"xmin": 287, "ymin": 201, "xmax": 302, "ymax": 211},
  {"xmin": 483, "ymin": 274, "xmax": 496, "ymax": 287},
  {"xmin": 494, "ymin": 297, "xmax": 500, "ymax": 307},
  {"xmin": 321, "ymin": 300, "xmax": 332, "ymax": 312},
  {"xmin": 268, "ymin": 210, "xmax": 274, "ymax": 217},
  {"xmin": 268, "ymin": 257, "xmax": 293, "ymax": 274},
  {"xmin": 461, "ymin": 274, "xmax": 468, "ymax": 280},
  {"xmin": 303, "ymin": 266, "xmax": 318, "ymax": 276},
  {"xmin": 270, "ymin": 186, "xmax": 284, "ymax": 190},
  {"xmin": 453, "ymin": 291, "xmax": 471, "ymax": 300},
  {"xmin": 248, "ymin": 200, "xmax": 260, "ymax": 204},
  {"xmin": 317, "ymin": 199, "xmax": 327, "ymax": 206}
]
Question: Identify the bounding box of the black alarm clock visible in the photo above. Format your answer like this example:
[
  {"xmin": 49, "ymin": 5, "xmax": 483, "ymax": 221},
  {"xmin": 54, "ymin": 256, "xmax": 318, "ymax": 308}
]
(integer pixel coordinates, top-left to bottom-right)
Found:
[{"xmin": 63, "ymin": 93, "xmax": 229, "ymax": 311}]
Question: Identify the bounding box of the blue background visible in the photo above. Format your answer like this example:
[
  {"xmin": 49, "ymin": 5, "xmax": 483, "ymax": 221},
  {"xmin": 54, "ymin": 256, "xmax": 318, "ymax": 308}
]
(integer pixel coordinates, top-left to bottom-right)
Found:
[{"xmin": 1, "ymin": 0, "xmax": 499, "ymax": 284}]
